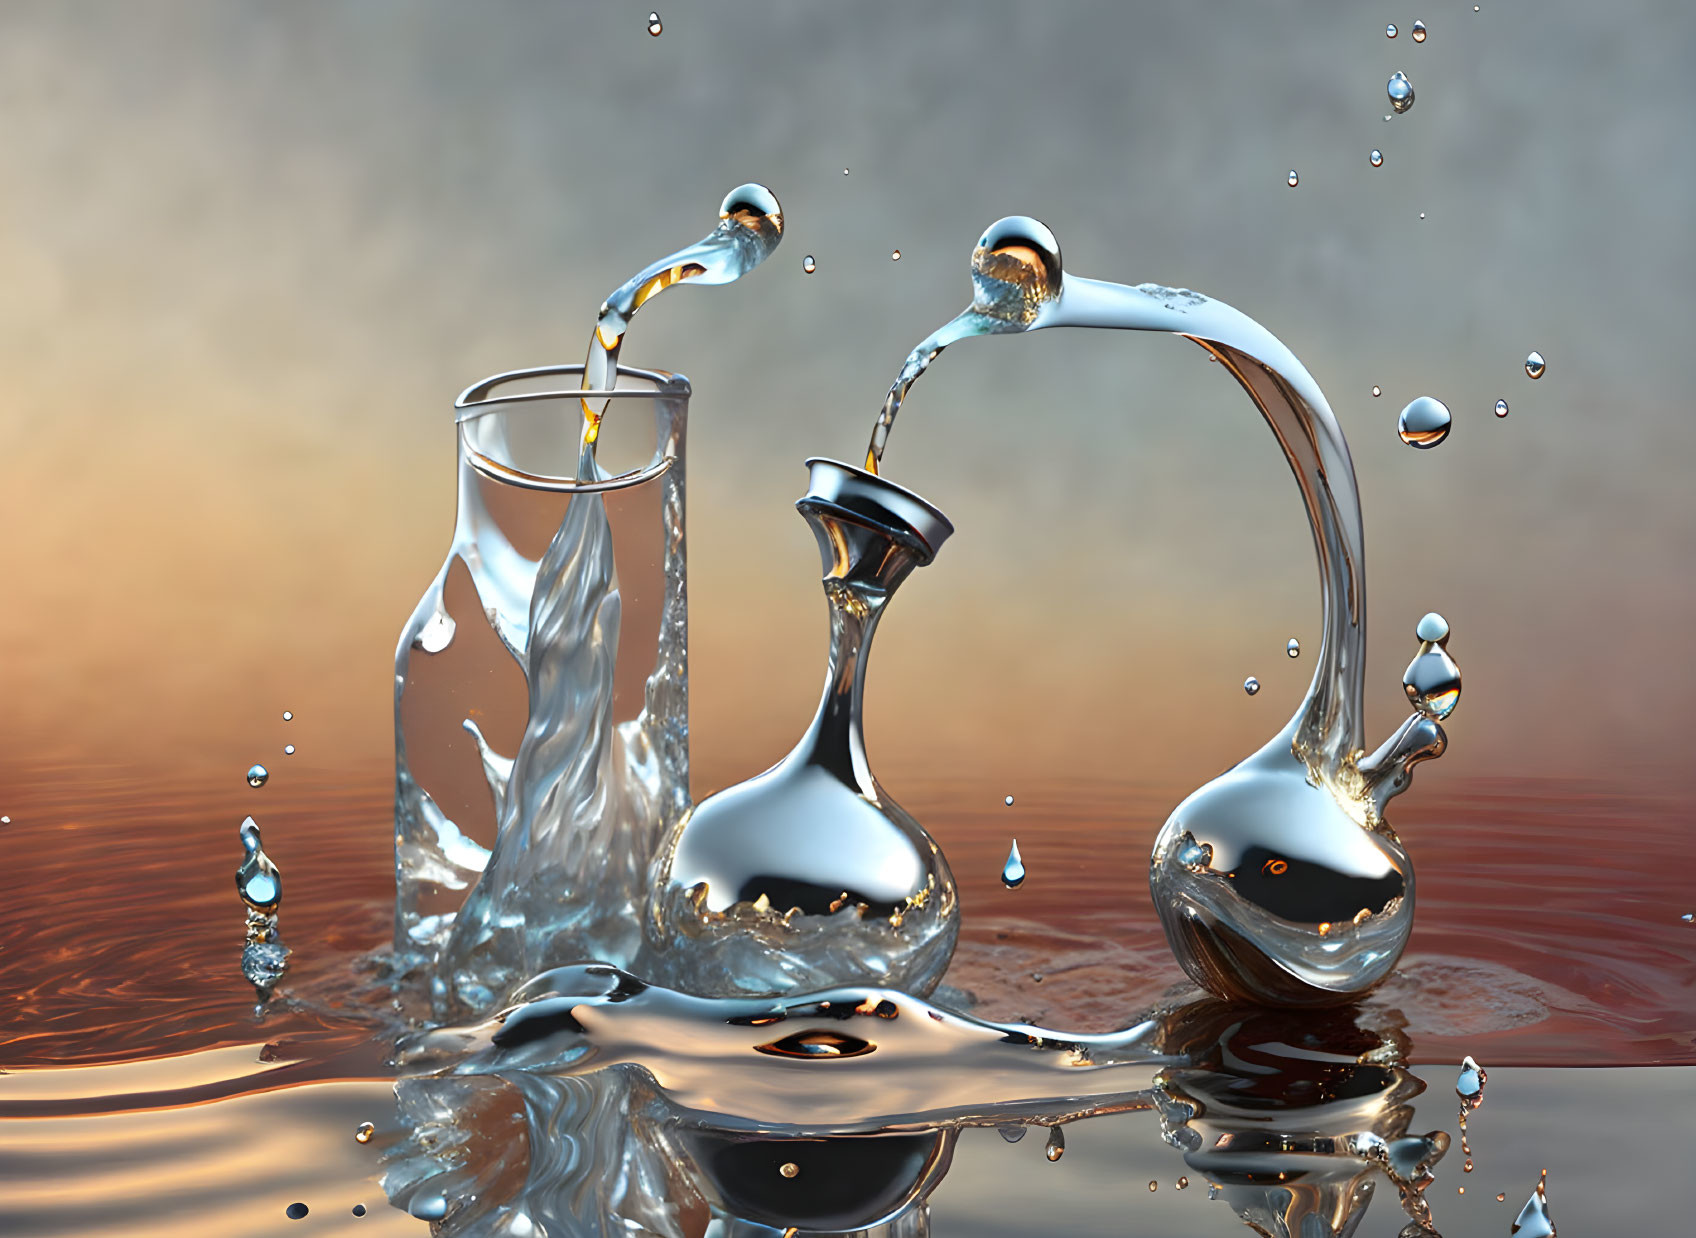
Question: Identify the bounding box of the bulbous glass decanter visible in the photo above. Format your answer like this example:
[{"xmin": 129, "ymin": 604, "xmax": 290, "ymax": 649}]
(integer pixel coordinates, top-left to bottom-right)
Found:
[{"xmin": 643, "ymin": 459, "xmax": 958, "ymax": 998}]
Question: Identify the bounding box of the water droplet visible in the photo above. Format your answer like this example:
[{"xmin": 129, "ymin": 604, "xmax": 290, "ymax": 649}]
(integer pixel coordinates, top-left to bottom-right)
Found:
[
  {"xmin": 1044, "ymin": 1127, "xmax": 1065, "ymax": 1161},
  {"xmin": 1404, "ymin": 617, "xmax": 1461, "ymax": 720},
  {"xmin": 843, "ymin": 167, "xmax": 850, "ymax": 176},
  {"xmin": 779, "ymin": 1162, "xmax": 800, "ymax": 1179},
  {"xmin": 1682, "ymin": 912, "xmax": 1694, "ymax": 923},
  {"xmin": 1387, "ymin": 71, "xmax": 1416, "ymax": 113},
  {"xmin": 0, "ymin": 816, "xmax": 10, "ymax": 825},
  {"xmin": 1287, "ymin": 637, "xmax": 1301, "ymax": 659},
  {"xmin": 283, "ymin": 744, "xmax": 295, "ymax": 756},
  {"xmin": 1177, "ymin": 1176, "xmax": 1189, "ymax": 1189},
  {"xmin": 1385, "ymin": 114, "xmax": 1394, "ymax": 122},
  {"xmin": 1525, "ymin": 350, "xmax": 1546, "ymax": 379},
  {"xmin": 282, "ymin": 710, "xmax": 292, "ymax": 721},
  {"xmin": 1287, "ymin": 169, "xmax": 1299, "ymax": 187},
  {"xmin": 1415, "ymin": 612, "xmax": 1450, "ymax": 643},
  {"xmin": 1387, "ymin": 22, "xmax": 1398, "ymax": 36},
  {"xmin": 1498, "ymin": 1193, "xmax": 1507, "ymax": 1202},
  {"xmin": 891, "ymin": 249, "xmax": 901, "ymax": 261},
  {"xmin": 246, "ymin": 764, "xmax": 269, "ymax": 788},
  {"xmin": 286, "ymin": 1203, "xmax": 309, "ymax": 1220},
  {"xmin": 1001, "ymin": 839, "xmax": 1027, "ymax": 889},
  {"xmin": 1456, "ymin": 1054, "xmax": 1488, "ymax": 1107},
  {"xmin": 1398, "ymin": 395, "xmax": 1452, "ymax": 448},
  {"xmin": 1412, "ymin": 20, "xmax": 1428, "ymax": 41},
  {"xmin": 1512, "ymin": 1178, "xmax": 1555, "ymax": 1237},
  {"xmin": 352, "ymin": 1204, "xmax": 367, "ymax": 1217},
  {"xmin": 1371, "ymin": 149, "xmax": 1384, "ymax": 167},
  {"xmin": 998, "ymin": 1123, "xmax": 1027, "ymax": 1143},
  {"xmin": 647, "ymin": 12, "xmax": 662, "ymax": 36},
  {"xmin": 1372, "ymin": 385, "xmax": 1382, "ymax": 397},
  {"xmin": 1244, "ymin": 676, "xmax": 1260, "ymax": 696},
  {"xmin": 802, "ymin": 255, "xmax": 816, "ymax": 274},
  {"xmin": 1495, "ymin": 398, "xmax": 1510, "ymax": 417},
  {"xmin": 1004, "ymin": 794, "xmax": 1014, "ymax": 806},
  {"xmin": 355, "ymin": 1121, "xmax": 375, "ymax": 1144},
  {"xmin": 416, "ymin": 610, "xmax": 455, "ymax": 653},
  {"xmin": 410, "ymin": 1197, "xmax": 448, "ymax": 1222},
  {"xmin": 1419, "ymin": 212, "xmax": 1426, "ymax": 219},
  {"xmin": 237, "ymin": 817, "xmax": 282, "ymax": 911},
  {"xmin": 1147, "ymin": 1180, "xmax": 1158, "ymax": 1192}
]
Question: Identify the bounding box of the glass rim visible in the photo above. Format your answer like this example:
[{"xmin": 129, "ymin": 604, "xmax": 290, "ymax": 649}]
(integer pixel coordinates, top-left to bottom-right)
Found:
[{"xmin": 455, "ymin": 362, "xmax": 688, "ymax": 494}]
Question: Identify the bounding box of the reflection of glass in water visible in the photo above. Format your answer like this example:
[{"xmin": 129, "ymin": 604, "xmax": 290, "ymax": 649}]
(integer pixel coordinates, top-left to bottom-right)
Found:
[{"xmin": 392, "ymin": 366, "xmax": 689, "ymax": 1005}]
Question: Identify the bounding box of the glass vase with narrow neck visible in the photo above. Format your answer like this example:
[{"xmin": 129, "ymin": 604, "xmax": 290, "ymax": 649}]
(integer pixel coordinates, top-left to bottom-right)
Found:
[
  {"xmin": 643, "ymin": 458, "xmax": 958, "ymax": 998},
  {"xmin": 392, "ymin": 363, "xmax": 690, "ymax": 1009}
]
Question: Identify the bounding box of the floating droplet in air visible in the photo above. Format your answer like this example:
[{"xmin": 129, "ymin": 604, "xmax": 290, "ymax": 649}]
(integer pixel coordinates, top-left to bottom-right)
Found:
[
  {"xmin": 802, "ymin": 255, "xmax": 816, "ymax": 274},
  {"xmin": 1525, "ymin": 350, "xmax": 1546, "ymax": 379},
  {"xmin": 1001, "ymin": 839, "xmax": 1027, "ymax": 889},
  {"xmin": 1512, "ymin": 1176, "xmax": 1555, "ymax": 1237},
  {"xmin": 779, "ymin": 1162, "xmax": 800, "ymax": 1179},
  {"xmin": 1371, "ymin": 149, "xmax": 1384, "ymax": 167},
  {"xmin": 1004, "ymin": 794, "xmax": 1014, "ymax": 806},
  {"xmin": 1387, "ymin": 22, "xmax": 1398, "ymax": 37},
  {"xmin": 286, "ymin": 1203, "xmax": 309, "ymax": 1220},
  {"xmin": 1404, "ymin": 612, "xmax": 1461, "ymax": 720},
  {"xmin": 1457, "ymin": 1054, "xmax": 1487, "ymax": 1106},
  {"xmin": 1495, "ymin": 398, "xmax": 1510, "ymax": 417},
  {"xmin": 1287, "ymin": 638, "xmax": 1301, "ymax": 659},
  {"xmin": 352, "ymin": 1204, "xmax": 367, "ymax": 1217},
  {"xmin": 891, "ymin": 249, "xmax": 901, "ymax": 261},
  {"xmin": 1177, "ymin": 1176, "xmax": 1189, "ymax": 1189},
  {"xmin": 1147, "ymin": 1180, "xmax": 1158, "ymax": 1192},
  {"xmin": 1372, "ymin": 385, "xmax": 1382, "ymax": 397},
  {"xmin": 1287, "ymin": 169, "xmax": 1299, "ymax": 187},
  {"xmin": 1244, "ymin": 676, "xmax": 1260, "ymax": 696},
  {"xmin": 355, "ymin": 1122, "xmax": 375, "ymax": 1144},
  {"xmin": 246, "ymin": 764, "xmax": 269, "ymax": 788},
  {"xmin": 1682, "ymin": 912, "xmax": 1694, "ymax": 923},
  {"xmin": 1387, "ymin": 71, "xmax": 1415, "ymax": 113},
  {"xmin": 1412, "ymin": 20, "xmax": 1428, "ymax": 41},
  {"xmin": 647, "ymin": 12, "xmax": 662, "ymax": 36},
  {"xmin": 1398, "ymin": 396, "xmax": 1451, "ymax": 448},
  {"xmin": 237, "ymin": 817, "xmax": 281, "ymax": 911},
  {"xmin": 283, "ymin": 744, "xmax": 295, "ymax": 755},
  {"xmin": 282, "ymin": 710, "xmax": 292, "ymax": 721},
  {"xmin": 1045, "ymin": 1127, "xmax": 1065, "ymax": 1162}
]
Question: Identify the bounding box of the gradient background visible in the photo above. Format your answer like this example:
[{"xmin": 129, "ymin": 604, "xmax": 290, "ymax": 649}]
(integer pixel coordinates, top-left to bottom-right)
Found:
[{"xmin": 1, "ymin": 2, "xmax": 1694, "ymax": 1061}]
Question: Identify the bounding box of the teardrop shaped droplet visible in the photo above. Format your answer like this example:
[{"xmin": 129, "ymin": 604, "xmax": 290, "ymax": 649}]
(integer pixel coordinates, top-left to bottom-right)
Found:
[
  {"xmin": 1387, "ymin": 71, "xmax": 1416, "ymax": 113},
  {"xmin": 1495, "ymin": 398, "xmax": 1510, "ymax": 417},
  {"xmin": 646, "ymin": 12, "xmax": 662, "ymax": 36},
  {"xmin": 1456, "ymin": 1054, "xmax": 1488, "ymax": 1108},
  {"xmin": 1147, "ymin": 1180, "xmax": 1158, "ymax": 1192},
  {"xmin": 246, "ymin": 764, "xmax": 269, "ymax": 788},
  {"xmin": 1001, "ymin": 838, "xmax": 1027, "ymax": 889},
  {"xmin": 802, "ymin": 255, "xmax": 816, "ymax": 274},
  {"xmin": 1404, "ymin": 620, "xmax": 1462, "ymax": 720},
  {"xmin": 1398, "ymin": 396, "xmax": 1452, "ymax": 448},
  {"xmin": 1244, "ymin": 676, "xmax": 1260, "ymax": 696},
  {"xmin": 890, "ymin": 249, "xmax": 901, "ymax": 261},
  {"xmin": 998, "ymin": 1123, "xmax": 1027, "ymax": 1144},
  {"xmin": 1525, "ymin": 350, "xmax": 1546, "ymax": 379},
  {"xmin": 1286, "ymin": 637, "xmax": 1301, "ymax": 659},
  {"xmin": 1512, "ymin": 1177, "xmax": 1555, "ymax": 1237},
  {"xmin": 1044, "ymin": 1126, "xmax": 1065, "ymax": 1162},
  {"xmin": 1387, "ymin": 22, "xmax": 1399, "ymax": 37},
  {"xmin": 1412, "ymin": 20, "xmax": 1428, "ymax": 41},
  {"xmin": 1371, "ymin": 149, "xmax": 1384, "ymax": 167},
  {"xmin": 237, "ymin": 817, "xmax": 281, "ymax": 911},
  {"xmin": 1177, "ymin": 1176, "xmax": 1189, "ymax": 1189},
  {"xmin": 1287, "ymin": 169, "xmax": 1299, "ymax": 187},
  {"xmin": 1415, "ymin": 611, "xmax": 1451, "ymax": 643},
  {"xmin": 1372, "ymin": 385, "xmax": 1382, "ymax": 397},
  {"xmin": 1004, "ymin": 794, "xmax": 1014, "ymax": 806}
]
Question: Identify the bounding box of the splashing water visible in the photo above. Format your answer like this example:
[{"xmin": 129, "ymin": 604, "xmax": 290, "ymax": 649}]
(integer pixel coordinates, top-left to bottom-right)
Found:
[
  {"xmin": 1388, "ymin": 71, "xmax": 1416, "ymax": 113},
  {"xmin": 1456, "ymin": 1053, "xmax": 1487, "ymax": 1171},
  {"xmin": 1512, "ymin": 1173, "xmax": 1556, "ymax": 1236},
  {"xmin": 1398, "ymin": 396, "xmax": 1452, "ymax": 448},
  {"xmin": 236, "ymin": 816, "xmax": 288, "ymax": 993},
  {"xmin": 1001, "ymin": 839, "xmax": 1027, "ymax": 889}
]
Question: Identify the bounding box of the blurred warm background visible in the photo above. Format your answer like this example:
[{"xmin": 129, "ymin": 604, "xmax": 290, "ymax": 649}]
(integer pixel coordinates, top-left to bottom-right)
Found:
[{"xmin": 1, "ymin": 2, "xmax": 1693, "ymax": 1063}]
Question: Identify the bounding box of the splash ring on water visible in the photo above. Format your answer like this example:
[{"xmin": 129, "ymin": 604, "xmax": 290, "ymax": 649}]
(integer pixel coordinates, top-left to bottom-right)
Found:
[{"xmin": 455, "ymin": 363, "xmax": 691, "ymax": 493}]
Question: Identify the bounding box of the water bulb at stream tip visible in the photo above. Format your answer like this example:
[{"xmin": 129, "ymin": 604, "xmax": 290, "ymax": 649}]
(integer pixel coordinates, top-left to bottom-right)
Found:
[
  {"xmin": 1001, "ymin": 839, "xmax": 1027, "ymax": 889},
  {"xmin": 1457, "ymin": 1054, "xmax": 1487, "ymax": 1106},
  {"xmin": 1243, "ymin": 676, "xmax": 1260, "ymax": 695},
  {"xmin": 1387, "ymin": 23, "xmax": 1398, "ymax": 37},
  {"xmin": 1287, "ymin": 170, "xmax": 1299, "ymax": 187},
  {"xmin": 1496, "ymin": 398, "xmax": 1510, "ymax": 417},
  {"xmin": 802, "ymin": 255, "xmax": 816, "ymax": 273},
  {"xmin": 1412, "ymin": 20, "xmax": 1428, "ymax": 41},
  {"xmin": 355, "ymin": 1122, "xmax": 375, "ymax": 1144},
  {"xmin": 1398, "ymin": 396, "xmax": 1451, "ymax": 448},
  {"xmin": 246, "ymin": 764, "xmax": 269, "ymax": 788},
  {"xmin": 647, "ymin": 12, "xmax": 661, "ymax": 36},
  {"xmin": 1415, "ymin": 612, "xmax": 1450, "ymax": 643},
  {"xmin": 1525, "ymin": 350, "xmax": 1546, "ymax": 379},
  {"xmin": 1044, "ymin": 1127, "xmax": 1065, "ymax": 1161},
  {"xmin": 1388, "ymin": 71, "xmax": 1416, "ymax": 113},
  {"xmin": 1371, "ymin": 149, "xmax": 1384, "ymax": 167},
  {"xmin": 1287, "ymin": 637, "xmax": 1301, "ymax": 658}
]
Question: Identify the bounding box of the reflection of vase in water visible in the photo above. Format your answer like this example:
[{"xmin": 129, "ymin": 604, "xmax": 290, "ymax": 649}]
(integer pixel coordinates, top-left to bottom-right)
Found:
[
  {"xmin": 392, "ymin": 365, "xmax": 690, "ymax": 1005},
  {"xmin": 643, "ymin": 459, "xmax": 959, "ymax": 998}
]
